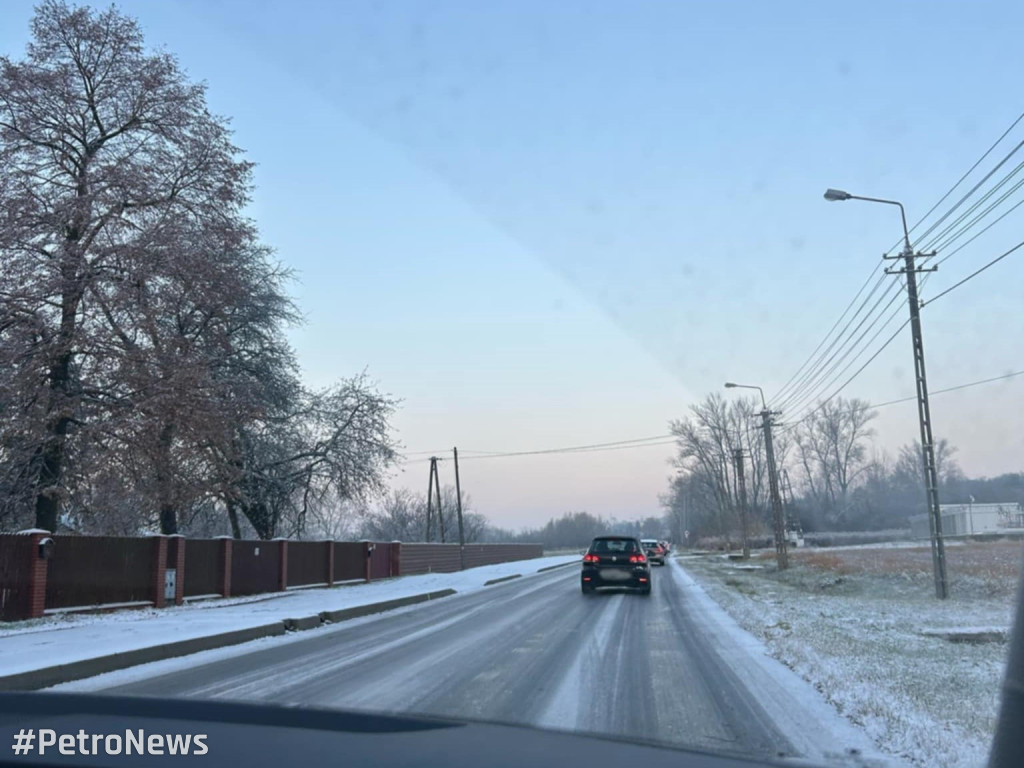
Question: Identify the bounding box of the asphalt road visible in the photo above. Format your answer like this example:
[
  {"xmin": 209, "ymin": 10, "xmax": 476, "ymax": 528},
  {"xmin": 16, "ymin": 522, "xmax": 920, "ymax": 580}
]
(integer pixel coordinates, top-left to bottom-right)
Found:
[{"xmin": 90, "ymin": 559, "xmax": 810, "ymax": 762}]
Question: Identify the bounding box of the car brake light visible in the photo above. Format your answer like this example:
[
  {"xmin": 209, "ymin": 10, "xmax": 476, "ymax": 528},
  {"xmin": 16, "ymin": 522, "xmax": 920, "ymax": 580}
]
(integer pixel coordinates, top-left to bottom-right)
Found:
[
  {"xmin": 629, "ymin": 554, "xmax": 646, "ymax": 563},
  {"xmin": 583, "ymin": 554, "xmax": 600, "ymax": 563}
]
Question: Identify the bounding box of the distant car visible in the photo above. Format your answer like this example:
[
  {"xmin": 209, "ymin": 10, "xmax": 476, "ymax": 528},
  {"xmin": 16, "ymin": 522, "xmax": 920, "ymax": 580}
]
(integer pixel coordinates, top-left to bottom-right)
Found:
[
  {"xmin": 581, "ymin": 536, "xmax": 651, "ymax": 595},
  {"xmin": 640, "ymin": 538, "xmax": 666, "ymax": 565}
]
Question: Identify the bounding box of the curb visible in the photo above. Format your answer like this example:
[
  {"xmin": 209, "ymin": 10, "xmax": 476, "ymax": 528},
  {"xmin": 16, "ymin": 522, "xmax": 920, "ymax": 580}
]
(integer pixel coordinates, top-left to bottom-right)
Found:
[
  {"xmin": 0, "ymin": 623, "xmax": 286, "ymax": 692},
  {"xmin": 284, "ymin": 615, "xmax": 323, "ymax": 631},
  {"xmin": 0, "ymin": 589, "xmax": 458, "ymax": 692},
  {"xmin": 483, "ymin": 574, "xmax": 522, "ymax": 586},
  {"xmin": 537, "ymin": 561, "xmax": 578, "ymax": 573},
  {"xmin": 319, "ymin": 590, "xmax": 456, "ymax": 623}
]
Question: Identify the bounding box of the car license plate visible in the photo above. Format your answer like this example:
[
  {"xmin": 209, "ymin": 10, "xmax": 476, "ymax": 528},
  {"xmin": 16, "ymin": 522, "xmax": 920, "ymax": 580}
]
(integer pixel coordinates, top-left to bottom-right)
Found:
[{"xmin": 602, "ymin": 568, "xmax": 630, "ymax": 581}]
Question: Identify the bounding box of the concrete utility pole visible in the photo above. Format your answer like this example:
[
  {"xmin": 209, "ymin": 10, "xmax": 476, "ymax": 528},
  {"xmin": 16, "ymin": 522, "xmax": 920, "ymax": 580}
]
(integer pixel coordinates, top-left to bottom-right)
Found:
[
  {"xmin": 725, "ymin": 382, "xmax": 788, "ymax": 569},
  {"xmin": 761, "ymin": 410, "xmax": 789, "ymax": 569},
  {"xmin": 733, "ymin": 448, "xmax": 750, "ymax": 559},
  {"xmin": 454, "ymin": 447, "xmax": 466, "ymax": 569},
  {"xmin": 824, "ymin": 188, "xmax": 949, "ymax": 599}
]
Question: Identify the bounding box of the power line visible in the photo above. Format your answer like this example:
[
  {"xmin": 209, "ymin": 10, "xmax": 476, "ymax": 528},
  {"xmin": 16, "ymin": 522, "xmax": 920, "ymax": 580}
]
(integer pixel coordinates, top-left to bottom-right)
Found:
[
  {"xmin": 781, "ymin": 317, "xmax": 911, "ymax": 431},
  {"xmin": 781, "ymin": 367, "xmax": 1024, "ymax": 431},
  {"xmin": 779, "ymin": 280, "xmax": 906, "ymax": 415},
  {"xmin": 769, "ymin": 270, "xmax": 885, "ymax": 405},
  {"xmin": 922, "ymin": 239, "xmax": 1024, "ymax": 307},
  {"xmin": 402, "ymin": 434, "xmax": 676, "ymax": 463},
  {"xmin": 921, "ymin": 160, "xmax": 1024, "ymax": 254},
  {"xmin": 870, "ymin": 369, "xmax": 1024, "ymax": 408},
  {"xmin": 915, "ymin": 138, "xmax": 1024, "ymax": 251},
  {"xmin": 933, "ymin": 195, "xmax": 1024, "ymax": 266},
  {"xmin": 900, "ymin": 110, "xmax": 1024, "ymax": 254},
  {"xmin": 775, "ymin": 112, "xmax": 1024, "ymax": 410},
  {"xmin": 773, "ymin": 273, "xmax": 895, "ymax": 408}
]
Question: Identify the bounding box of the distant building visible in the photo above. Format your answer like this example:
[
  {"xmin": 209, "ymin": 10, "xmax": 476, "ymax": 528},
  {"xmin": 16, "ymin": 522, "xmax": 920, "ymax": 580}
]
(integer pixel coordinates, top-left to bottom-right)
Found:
[{"xmin": 910, "ymin": 502, "xmax": 1024, "ymax": 539}]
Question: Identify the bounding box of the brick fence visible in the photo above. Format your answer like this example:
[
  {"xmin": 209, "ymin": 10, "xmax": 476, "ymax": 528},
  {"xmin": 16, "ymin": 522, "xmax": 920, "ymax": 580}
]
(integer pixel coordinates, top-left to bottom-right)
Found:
[{"xmin": 0, "ymin": 532, "xmax": 542, "ymax": 622}]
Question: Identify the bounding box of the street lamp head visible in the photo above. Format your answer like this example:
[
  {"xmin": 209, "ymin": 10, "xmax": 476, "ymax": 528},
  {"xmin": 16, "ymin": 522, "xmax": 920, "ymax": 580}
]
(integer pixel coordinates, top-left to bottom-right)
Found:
[
  {"xmin": 724, "ymin": 382, "xmax": 737, "ymax": 388},
  {"xmin": 824, "ymin": 188, "xmax": 851, "ymax": 202}
]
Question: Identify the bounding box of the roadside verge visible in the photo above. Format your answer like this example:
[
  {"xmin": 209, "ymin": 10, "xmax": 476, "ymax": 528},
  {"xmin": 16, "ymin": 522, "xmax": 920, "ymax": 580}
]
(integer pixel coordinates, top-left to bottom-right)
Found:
[{"xmin": 0, "ymin": 590, "xmax": 457, "ymax": 692}]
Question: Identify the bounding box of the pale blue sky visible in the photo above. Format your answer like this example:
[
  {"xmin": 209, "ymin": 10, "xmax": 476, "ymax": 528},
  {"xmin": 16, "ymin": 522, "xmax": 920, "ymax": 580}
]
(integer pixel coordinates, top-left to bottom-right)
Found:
[{"xmin": 3, "ymin": 1, "xmax": 1023, "ymax": 528}]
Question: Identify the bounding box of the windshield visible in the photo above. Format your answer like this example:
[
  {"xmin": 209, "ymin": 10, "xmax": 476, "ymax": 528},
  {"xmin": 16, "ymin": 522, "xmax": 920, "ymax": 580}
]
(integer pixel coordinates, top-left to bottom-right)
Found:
[{"xmin": 1, "ymin": 2, "xmax": 1022, "ymax": 768}]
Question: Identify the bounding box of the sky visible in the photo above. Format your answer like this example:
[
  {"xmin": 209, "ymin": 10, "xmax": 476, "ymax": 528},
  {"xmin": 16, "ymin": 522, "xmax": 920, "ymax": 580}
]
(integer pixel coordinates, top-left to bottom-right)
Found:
[{"xmin": 2, "ymin": 1, "xmax": 1023, "ymax": 530}]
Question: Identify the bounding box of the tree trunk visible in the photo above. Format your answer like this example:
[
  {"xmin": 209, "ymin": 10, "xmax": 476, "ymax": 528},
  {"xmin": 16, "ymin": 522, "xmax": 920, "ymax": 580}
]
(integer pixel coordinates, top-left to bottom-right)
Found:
[
  {"xmin": 156, "ymin": 422, "xmax": 178, "ymax": 534},
  {"xmin": 34, "ymin": 352, "xmax": 74, "ymax": 531},
  {"xmin": 226, "ymin": 499, "xmax": 242, "ymax": 539}
]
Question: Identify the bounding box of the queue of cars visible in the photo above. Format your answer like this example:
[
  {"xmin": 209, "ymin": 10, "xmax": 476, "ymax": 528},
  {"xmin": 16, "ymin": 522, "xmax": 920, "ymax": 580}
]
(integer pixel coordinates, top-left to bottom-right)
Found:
[{"xmin": 580, "ymin": 536, "xmax": 672, "ymax": 596}]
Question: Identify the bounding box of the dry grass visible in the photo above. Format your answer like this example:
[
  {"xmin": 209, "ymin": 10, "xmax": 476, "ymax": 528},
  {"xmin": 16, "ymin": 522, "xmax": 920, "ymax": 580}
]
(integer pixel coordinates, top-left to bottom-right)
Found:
[
  {"xmin": 792, "ymin": 541, "xmax": 1020, "ymax": 577},
  {"xmin": 780, "ymin": 540, "xmax": 1024, "ymax": 598}
]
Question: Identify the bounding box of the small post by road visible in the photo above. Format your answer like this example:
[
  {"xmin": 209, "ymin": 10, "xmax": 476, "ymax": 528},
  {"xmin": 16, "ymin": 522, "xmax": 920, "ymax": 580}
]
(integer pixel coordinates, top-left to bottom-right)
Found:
[
  {"xmin": 733, "ymin": 448, "xmax": 750, "ymax": 559},
  {"xmin": 454, "ymin": 446, "xmax": 466, "ymax": 570}
]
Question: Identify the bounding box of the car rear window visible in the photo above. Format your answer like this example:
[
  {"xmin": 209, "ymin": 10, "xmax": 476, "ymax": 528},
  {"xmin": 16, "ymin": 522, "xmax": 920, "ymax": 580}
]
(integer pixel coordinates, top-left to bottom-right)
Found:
[{"xmin": 591, "ymin": 539, "xmax": 639, "ymax": 554}]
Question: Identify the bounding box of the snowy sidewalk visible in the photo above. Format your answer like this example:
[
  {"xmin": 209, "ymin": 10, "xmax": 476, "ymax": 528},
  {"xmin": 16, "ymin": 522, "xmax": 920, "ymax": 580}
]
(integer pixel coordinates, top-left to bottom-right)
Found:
[{"xmin": 0, "ymin": 555, "xmax": 579, "ymax": 684}]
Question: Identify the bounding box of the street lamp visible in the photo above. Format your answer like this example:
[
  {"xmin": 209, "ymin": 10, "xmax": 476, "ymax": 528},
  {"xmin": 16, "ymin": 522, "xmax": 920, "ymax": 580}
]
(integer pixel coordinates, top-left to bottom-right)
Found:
[
  {"xmin": 723, "ymin": 381, "xmax": 787, "ymax": 568},
  {"xmin": 823, "ymin": 188, "xmax": 912, "ymax": 253},
  {"xmin": 823, "ymin": 186, "xmax": 949, "ymax": 599},
  {"xmin": 724, "ymin": 382, "xmax": 766, "ymax": 410}
]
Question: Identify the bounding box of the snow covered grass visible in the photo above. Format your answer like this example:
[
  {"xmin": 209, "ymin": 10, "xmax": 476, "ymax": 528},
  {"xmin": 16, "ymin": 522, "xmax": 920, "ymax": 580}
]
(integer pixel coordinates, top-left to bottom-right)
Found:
[{"xmin": 680, "ymin": 542, "xmax": 1023, "ymax": 768}]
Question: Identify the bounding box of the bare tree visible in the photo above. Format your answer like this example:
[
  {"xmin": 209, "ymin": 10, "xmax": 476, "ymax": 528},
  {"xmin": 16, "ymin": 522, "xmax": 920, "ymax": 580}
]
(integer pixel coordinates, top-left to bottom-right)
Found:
[
  {"xmin": 668, "ymin": 393, "xmax": 770, "ymax": 542},
  {"xmin": 359, "ymin": 488, "xmax": 426, "ymax": 542},
  {"xmin": 792, "ymin": 397, "xmax": 876, "ymax": 527}
]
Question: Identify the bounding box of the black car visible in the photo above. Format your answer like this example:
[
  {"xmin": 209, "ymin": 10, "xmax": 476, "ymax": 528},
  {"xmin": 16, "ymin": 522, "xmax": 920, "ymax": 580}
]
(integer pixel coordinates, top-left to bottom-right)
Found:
[{"xmin": 581, "ymin": 536, "xmax": 651, "ymax": 595}]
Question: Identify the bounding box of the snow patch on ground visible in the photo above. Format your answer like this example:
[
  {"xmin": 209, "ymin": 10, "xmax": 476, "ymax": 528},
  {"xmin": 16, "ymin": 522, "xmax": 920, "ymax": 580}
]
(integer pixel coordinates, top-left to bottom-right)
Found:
[
  {"xmin": 0, "ymin": 555, "xmax": 579, "ymax": 678},
  {"xmin": 669, "ymin": 561, "xmax": 903, "ymax": 768},
  {"xmin": 682, "ymin": 555, "xmax": 1012, "ymax": 768}
]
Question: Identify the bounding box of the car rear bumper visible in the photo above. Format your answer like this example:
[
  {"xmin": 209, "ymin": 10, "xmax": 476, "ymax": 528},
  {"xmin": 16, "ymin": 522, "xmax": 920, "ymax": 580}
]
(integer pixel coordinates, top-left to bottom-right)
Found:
[{"xmin": 581, "ymin": 565, "xmax": 650, "ymax": 588}]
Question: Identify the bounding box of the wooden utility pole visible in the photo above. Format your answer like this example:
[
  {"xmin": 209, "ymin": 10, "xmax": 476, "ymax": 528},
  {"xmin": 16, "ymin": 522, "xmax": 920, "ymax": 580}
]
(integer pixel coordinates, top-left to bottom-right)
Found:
[
  {"xmin": 425, "ymin": 457, "xmax": 437, "ymax": 542},
  {"xmin": 432, "ymin": 457, "xmax": 446, "ymax": 542},
  {"xmin": 454, "ymin": 447, "xmax": 466, "ymax": 569}
]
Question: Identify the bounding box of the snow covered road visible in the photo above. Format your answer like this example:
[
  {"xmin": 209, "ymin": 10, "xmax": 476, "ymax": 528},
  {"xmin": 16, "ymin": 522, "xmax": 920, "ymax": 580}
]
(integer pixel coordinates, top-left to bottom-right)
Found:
[{"xmin": 58, "ymin": 559, "xmax": 896, "ymax": 766}]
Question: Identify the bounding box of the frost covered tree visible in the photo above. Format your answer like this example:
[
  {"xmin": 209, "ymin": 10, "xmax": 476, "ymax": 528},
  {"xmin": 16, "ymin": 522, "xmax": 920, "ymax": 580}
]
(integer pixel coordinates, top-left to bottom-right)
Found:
[{"xmin": 0, "ymin": 3, "xmax": 399, "ymax": 535}]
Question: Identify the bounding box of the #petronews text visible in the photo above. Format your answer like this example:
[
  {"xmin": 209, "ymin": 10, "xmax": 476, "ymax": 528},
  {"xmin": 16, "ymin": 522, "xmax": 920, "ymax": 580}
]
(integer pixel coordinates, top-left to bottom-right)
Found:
[{"xmin": 11, "ymin": 728, "xmax": 209, "ymax": 756}]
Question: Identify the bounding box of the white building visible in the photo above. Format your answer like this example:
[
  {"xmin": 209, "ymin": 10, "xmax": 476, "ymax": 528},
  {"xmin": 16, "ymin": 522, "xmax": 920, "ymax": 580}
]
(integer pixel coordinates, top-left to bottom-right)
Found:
[{"xmin": 910, "ymin": 502, "xmax": 1024, "ymax": 539}]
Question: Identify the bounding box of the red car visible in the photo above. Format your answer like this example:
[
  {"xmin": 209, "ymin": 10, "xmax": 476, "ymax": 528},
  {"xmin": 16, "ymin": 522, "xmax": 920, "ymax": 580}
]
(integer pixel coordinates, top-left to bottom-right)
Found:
[{"xmin": 641, "ymin": 539, "xmax": 666, "ymax": 565}]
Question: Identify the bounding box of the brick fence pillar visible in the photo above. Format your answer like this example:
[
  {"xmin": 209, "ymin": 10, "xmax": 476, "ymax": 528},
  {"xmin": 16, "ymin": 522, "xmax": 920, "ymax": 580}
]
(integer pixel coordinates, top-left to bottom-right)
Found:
[
  {"xmin": 215, "ymin": 535, "xmax": 233, "ymax": 597},
  {"xmin": 325, "ymin": 540, "xmax": 335, "ymax": 587},
  {"xmin": 11, "ymin": 529, "xmax": 52, "ymax": 620},
  {"xmin": 275, "ymin": 538, "xmax": 288, "ymax": 591},
  {"xmin": 149, "ymin": 535, "xmax": 168, "ymax": 609},
  {"xmin": 362, "ymin": 540, "xmax": 373, "ymax": 582},
  {"xmin": 167, "ymin": 535, "xmax": 185, "ymax": 606}
]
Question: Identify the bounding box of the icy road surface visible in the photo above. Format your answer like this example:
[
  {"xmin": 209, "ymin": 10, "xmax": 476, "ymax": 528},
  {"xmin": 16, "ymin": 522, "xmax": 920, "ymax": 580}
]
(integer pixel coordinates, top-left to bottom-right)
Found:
[{"xmin": 64, "ymin": 559, "xmax": 895, "ymax": 767}]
